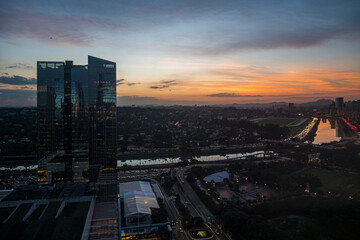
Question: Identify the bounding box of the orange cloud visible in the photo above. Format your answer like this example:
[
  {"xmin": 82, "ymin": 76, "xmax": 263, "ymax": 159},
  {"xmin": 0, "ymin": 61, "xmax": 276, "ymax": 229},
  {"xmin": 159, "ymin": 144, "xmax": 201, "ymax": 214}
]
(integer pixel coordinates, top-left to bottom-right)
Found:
[{"xmin": 117, "ymin": 62, "xmax": 360, "ymax": 103}]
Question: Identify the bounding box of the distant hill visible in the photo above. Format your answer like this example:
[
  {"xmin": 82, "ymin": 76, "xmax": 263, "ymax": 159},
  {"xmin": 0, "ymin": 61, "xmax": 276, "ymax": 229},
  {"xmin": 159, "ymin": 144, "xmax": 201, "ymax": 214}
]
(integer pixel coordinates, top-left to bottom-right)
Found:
[
  {"xmin": 213, "ymin": 99, "xmax": 333, "ymax": 109},
  {"xmin": 296, "ymin": 99, "xmax": 333, "ymax": 108}
]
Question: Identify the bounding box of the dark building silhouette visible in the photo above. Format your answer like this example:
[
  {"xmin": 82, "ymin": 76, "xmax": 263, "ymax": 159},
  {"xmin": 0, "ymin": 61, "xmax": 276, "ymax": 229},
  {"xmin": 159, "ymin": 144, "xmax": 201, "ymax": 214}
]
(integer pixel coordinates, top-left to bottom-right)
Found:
[
  {"xmin": 335, "ymin": 97, "xmax": 344, "ymax": 114},
  {"xmin": 88, "ymin": 56, "xmax": 117, "ymax": 168},
  {"xmin": 37, "ymin": 62, "xmax": 65, "ymax": 159},
  {"xmin": 329, "ymin": 101, "xmax": 336, "ymax": 116},
  {"xmin": 37, "ymin": 56, "xmax": 116, "ymax": 187},
  {"xmin": 288, "ymin": 103, "xmax": 295, "ymax": 113}
]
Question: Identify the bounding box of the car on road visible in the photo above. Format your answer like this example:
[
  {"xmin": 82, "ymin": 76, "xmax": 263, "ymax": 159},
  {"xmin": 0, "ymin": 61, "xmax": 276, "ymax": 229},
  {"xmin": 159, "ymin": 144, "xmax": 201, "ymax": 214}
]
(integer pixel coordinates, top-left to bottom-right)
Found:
[{"xmin": 179, "ymin": 227, "xmax": 184, "ymax": 232}]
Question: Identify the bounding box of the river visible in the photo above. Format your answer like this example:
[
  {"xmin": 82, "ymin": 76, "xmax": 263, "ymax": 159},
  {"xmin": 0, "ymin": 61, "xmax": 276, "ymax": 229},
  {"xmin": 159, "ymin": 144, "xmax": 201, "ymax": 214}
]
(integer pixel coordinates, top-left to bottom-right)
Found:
[
  {"xmin": 311, "ymin": 118, "xmax": 342, "ymax": 145},
  {"xmin": 0, "ymin": 150, "xmax": 275, "ymax": 171},
  {"xmin": 117, "ymin": 150, "xmax": 274, "ymax": 167}
]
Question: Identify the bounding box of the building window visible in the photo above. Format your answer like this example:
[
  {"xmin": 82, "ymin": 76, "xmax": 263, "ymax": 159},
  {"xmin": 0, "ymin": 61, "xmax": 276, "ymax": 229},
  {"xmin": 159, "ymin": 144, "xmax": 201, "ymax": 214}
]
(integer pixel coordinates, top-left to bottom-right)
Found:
[
  {"xmin": 38, "ymin": 63, "xmax": 46, "ymax": 69},
  {"xmin": 47, "ymin": 63, "xmax": 55, "ymax": 69},
  {"xmin": 103, "ymin": 64, "xmax": 114, "ymax": 68}
]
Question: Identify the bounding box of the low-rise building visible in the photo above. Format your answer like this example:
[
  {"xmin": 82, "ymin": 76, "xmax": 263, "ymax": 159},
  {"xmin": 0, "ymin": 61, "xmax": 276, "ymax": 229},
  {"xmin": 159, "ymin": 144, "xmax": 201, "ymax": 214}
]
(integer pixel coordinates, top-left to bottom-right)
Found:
[{"xmin": 119, "ymin": 181, "xmax": 159, "ymax": 227}]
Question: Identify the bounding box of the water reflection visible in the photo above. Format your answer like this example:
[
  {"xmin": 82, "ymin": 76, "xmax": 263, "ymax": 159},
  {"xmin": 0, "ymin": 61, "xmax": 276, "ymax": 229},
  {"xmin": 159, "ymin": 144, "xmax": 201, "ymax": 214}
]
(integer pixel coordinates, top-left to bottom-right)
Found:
[
  {"xmin": 312, "ymin": 118, "xmax": 341, "ymax": 145},
  {"xmin": 117, "ymin": 151, "xmax": 274, "ymax": 167},
  {"xmin": 0, "ymin": 165, "xmax": 38, "ymax": 171}
]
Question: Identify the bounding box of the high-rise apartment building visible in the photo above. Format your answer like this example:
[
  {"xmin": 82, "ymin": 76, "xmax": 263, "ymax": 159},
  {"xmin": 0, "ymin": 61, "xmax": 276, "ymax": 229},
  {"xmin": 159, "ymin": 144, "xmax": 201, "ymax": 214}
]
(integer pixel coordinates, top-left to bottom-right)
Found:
[
  {"xmin": 335, "ymin": 97, "xmax": 344, "ymax": 114},
  {"xmin": 37, "ymin": 56, "xmax": 116, "ymax": 185}
]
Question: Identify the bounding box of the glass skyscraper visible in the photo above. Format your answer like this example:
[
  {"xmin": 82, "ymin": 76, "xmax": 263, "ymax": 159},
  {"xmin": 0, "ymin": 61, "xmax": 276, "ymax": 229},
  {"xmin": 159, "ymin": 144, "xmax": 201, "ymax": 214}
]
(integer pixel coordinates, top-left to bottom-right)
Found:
[
  {"xmin": 88, "ymin": 56, "xmax": 117, "ymax": 199},
  {"xmin": 37, "ymin": 62, "xmax": 65, "ymax": 158},
  {"xmin": 88, "ymin": 56, "xmax": 117, "ymax": 168},
  {"xmin": 37, "ymin": 56, "xmax": 117, "ymax": 186}
]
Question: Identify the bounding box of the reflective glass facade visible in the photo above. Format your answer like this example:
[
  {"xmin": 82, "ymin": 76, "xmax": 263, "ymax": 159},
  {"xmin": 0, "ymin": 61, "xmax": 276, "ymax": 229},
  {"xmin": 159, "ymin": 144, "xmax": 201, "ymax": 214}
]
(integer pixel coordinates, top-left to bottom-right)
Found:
[
  {"xmin": 70, "ymin": 65, "xmax": 89, "ymax": 182},
  {"xmin": 37, "ymin": 56, "xmax": 116, "ymax": 186},
  {"xmin": 88, "ymin": 56, "xmax": 117, "ymax": 168},
  {"xmin": 37, "ymin": 62, "xmax": 65, "ymax": 158},
  {"xmin": 88, "ymin": 56, "xmax": 117, "ymax": 200},
  {"xmin": 71, "ymin": 65, "xmax": 89, "ymax": 148}
]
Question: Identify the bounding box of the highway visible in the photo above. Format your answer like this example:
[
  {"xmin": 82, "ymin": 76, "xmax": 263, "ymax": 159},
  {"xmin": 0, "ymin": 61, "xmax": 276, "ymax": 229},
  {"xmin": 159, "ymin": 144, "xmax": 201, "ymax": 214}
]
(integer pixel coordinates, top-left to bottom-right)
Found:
[
  {"xmin": 176, "ymin": 167, "xmax": 232, "ymax": 240},
  {"xmin": 150, "ymin": 179, "xmax": 189, "ymax": 240}
]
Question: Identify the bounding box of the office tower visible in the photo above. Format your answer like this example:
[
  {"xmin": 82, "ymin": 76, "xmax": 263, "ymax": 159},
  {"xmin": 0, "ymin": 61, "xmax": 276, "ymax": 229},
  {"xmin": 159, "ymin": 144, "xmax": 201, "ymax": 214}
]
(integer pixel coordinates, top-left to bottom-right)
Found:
[
  {"xmin": 335, "ymin": 97, "xmax": 344, "ymax": 114},
  {"xmin": 70, "ymin": 64, "xmax": 89, "ymax": 182},
  {"xmin": 37, "ymin": 62, "xmax": 65, "ymax": 159},
  {"xmin": 88, "ymin": 56, "xmax": 117, "ymax": 199},
  {"xmin": 88, "ymin": 56, "xmax": 117, "ymax": 168},
  {"xmin": 63, "ymin": 61, "xmax": 89, "ymax": 182},
  {"xmin": 37, "ymin": 56, "xmax": 116, "ymax": 185},
  {"xmin": 37, "ymin": 62, "xmax": 65, "ymax": 183}
]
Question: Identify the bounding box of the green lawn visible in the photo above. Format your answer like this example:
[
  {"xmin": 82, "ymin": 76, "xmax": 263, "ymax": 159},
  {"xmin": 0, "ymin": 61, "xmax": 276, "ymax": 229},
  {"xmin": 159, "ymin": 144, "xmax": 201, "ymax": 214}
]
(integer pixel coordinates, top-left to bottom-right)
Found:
[
  {"xmin": 290, "ymin": 118, "xmax": 311, "ymax": 136},
  {"xmin": 298, "ymin": 168, "xmax": 360, "ymax": 195},
  {"xmin": 257, "ymin": 118, "xmax": 296, "ymax": 126}
]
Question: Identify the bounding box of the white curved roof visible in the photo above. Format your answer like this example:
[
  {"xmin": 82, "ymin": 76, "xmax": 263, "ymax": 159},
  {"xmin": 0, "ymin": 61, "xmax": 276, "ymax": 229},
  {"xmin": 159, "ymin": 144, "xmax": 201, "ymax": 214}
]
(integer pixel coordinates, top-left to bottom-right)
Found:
[
  {"xmin": 119, "ymin": 181, "xmax": 155, "ymax": 198},
  {"xmin": 120, "ymin": 181, "xmax": 159, "ymax": 217}
]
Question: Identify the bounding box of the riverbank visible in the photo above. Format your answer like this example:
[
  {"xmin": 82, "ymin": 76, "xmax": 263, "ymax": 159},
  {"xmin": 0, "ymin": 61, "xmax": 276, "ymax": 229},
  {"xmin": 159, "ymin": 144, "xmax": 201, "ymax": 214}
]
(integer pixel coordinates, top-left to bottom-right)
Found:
[{"xmin": 117, "ymin": 145, "xmax": 268, "ymax": 161}]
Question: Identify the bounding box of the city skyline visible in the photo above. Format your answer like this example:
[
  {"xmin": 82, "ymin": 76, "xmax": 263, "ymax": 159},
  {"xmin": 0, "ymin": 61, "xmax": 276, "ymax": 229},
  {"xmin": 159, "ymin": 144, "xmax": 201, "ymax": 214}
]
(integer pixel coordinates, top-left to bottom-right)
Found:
[{"xmin": 1, "ymin": 0, "xmax": 360, "ymax": 106}]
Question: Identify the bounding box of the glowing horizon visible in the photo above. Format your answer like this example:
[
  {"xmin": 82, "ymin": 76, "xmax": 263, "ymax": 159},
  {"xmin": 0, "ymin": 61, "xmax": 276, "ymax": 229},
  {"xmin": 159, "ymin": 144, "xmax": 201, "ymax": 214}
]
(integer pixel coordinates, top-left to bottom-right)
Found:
[{"xmin": 0, "ymin": 0, "xmax": 359, "ymax": 106}]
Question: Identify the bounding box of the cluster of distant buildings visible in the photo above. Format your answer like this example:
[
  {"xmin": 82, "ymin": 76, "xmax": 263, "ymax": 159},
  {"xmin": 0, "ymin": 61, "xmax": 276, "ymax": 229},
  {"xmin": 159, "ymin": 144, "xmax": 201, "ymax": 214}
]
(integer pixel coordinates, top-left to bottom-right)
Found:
[
  {"xmin": 287, "ymin": 97, "xmax": 360, "ymax": 119},
  {"xmin": 329, "ymin": 97, "xmax": 360, "ymax": 117}
]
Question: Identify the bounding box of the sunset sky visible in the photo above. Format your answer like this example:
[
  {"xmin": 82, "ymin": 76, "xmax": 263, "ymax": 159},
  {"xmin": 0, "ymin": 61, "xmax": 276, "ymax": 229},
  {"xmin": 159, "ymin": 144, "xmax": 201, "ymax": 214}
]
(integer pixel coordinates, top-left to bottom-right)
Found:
[{"xmin": 0, "ymin": 0, "xmax": 359, "ymax": 106}]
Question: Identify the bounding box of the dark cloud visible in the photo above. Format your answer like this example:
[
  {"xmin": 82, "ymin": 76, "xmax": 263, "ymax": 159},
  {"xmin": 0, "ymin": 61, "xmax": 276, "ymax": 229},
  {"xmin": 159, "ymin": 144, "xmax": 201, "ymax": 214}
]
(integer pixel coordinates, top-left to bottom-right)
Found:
[
  {"xmin": 168, "ymin": 1, "xmax": 360, "ymax": 55},
  {"xmin": 117, "ymin": 79, "xmax": 138, "ymax": 86},
  {"xmin": 6, "ymin": 63, "xmax": 33, "ymax": 69},
  {"xmin": 149, "ymin": 85, "xmax": 169, "ymax": 89},
  {"xmin": 149, "ymin": 80, "xmax": 177, "ymax": 89},
  {"xmin": 2, "ymin": 73, "xmax": 9, "ymax": 75},
  {"xmin": 207, "ymin": 93, "xmax": 263, "ymax": 98},
  {"xmin": 318, "ymin": 78, "xmax": 360, "ymax": 88},
  {"xmin": 161, "ymin": 80, "xmax": 176, "ymax": 84},
  {"xmin": 116, "ymin": 79, "xmax": 125, "ymax": 85},
  {"xmin": 0, "ymin": 89, "xmax": 36, "ymax": 106},
  {"xmin": 0, "ymin": 8, "xmax": 125, "ymax": 46},
  {"xmin": 0, "ymin": 75, "xmax": 36, "ymax": 85},
  {"xmin": 1, "ymin": 0, "xmax": 359, "ymax": 51},
  {"xmin": 117, "ymin": 95, "xmax": 208, "ymax": 106},
  {"xmin": 187, "ymin": 24, "xmax": 360, "ymax": 55}
]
